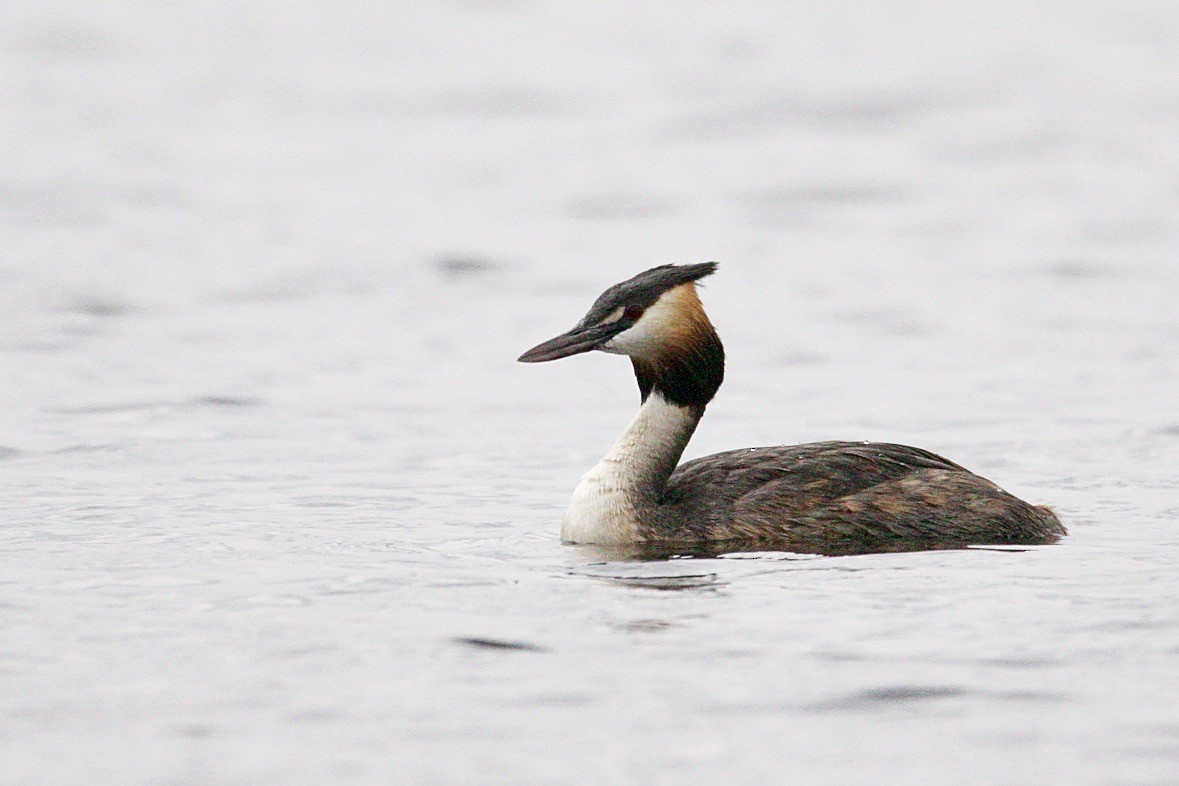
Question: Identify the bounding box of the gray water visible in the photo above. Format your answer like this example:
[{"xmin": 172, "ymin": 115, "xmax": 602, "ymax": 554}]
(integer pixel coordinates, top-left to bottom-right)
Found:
[{"xmin": 2, "ymin": 2, "xmax": 1178, "ymax": 784}]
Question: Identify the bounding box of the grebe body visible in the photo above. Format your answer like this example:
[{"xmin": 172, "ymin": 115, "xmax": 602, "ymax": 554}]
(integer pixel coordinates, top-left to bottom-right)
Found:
[{"xmin": 519, "ymin": 263, "xmax": 1065, "ymax": 553}]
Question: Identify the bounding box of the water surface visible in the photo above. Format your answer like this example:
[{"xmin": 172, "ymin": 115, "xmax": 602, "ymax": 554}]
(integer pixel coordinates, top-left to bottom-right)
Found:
[{"xmin": 2, "ymin": 2, "xmax": 1178, "ymax": 784}]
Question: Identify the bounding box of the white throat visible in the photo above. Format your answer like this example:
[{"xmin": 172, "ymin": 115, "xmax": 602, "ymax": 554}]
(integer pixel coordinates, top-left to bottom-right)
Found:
[{"xmin": 561, "ymin": 394, "xmax": 699, "ymax": 545}]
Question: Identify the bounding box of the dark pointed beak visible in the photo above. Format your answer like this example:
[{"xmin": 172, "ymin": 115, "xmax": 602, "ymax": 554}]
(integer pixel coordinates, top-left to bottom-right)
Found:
[{"xmin": 517, "ymin": 322, "xmax": 626, "ymax": 363}]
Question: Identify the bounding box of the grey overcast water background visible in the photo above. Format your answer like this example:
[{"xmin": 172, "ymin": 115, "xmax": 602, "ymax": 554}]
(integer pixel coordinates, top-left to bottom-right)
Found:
[{"xmin": 2, "ymin": 2, "xmax": 1178, "ymax": 784}]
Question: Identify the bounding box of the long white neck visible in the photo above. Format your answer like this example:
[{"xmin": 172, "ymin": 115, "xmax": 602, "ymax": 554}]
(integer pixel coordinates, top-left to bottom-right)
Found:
[{"xmin": 561, "ymin": 394, "xmax": 701, "ymax": 545}]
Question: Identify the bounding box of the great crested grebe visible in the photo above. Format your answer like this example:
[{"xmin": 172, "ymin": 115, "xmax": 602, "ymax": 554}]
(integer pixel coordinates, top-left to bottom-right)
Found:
[{"xmin": 518, "ymin": 263, "xmax": 1065, "ymax": 554}]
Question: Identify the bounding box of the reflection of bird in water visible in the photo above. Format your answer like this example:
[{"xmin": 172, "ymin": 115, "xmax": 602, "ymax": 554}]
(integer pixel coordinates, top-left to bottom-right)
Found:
[{"xmin": 519, "ymin": 263, "xmax": 1065, "ymax": 554}]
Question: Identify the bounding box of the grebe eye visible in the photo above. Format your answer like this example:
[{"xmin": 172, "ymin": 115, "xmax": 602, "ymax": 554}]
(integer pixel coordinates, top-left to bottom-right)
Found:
[{"xmin": 623, "ymin": 305, "xmax": 644, "ymax": 321}]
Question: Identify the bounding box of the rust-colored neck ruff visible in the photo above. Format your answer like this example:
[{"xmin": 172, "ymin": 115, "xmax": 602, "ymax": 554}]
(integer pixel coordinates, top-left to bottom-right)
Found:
[{"xmin": 629, "ymin": 285, "xmax": 724, "ymax": 410}]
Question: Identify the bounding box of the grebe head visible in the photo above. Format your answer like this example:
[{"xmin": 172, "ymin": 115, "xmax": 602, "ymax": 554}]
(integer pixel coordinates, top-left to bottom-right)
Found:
[
  {"xmin": 518, "ymin": 262, "xmax": 718, "ymax": 363},
  {"xmin": 518, "ymin": 263, "xmax": 724, "ymax": 408}
]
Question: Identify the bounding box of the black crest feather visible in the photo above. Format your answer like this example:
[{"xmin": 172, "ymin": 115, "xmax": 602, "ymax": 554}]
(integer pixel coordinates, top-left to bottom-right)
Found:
[{"xmin": 576, "ymin": 263, "xmax": 718, "ymax": 329}]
